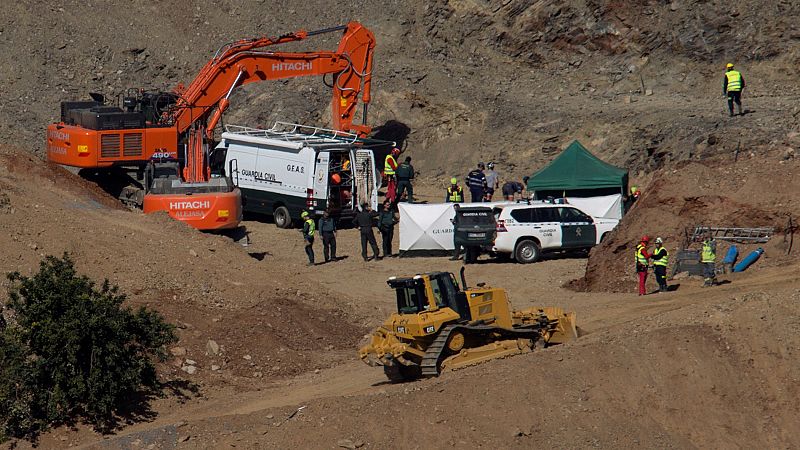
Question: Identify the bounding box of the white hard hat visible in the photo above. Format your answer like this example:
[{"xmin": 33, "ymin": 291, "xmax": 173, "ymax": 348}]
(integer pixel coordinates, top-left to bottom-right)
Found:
[{"xmin": 655, "ymin": 237, "xmax": 663, "ymax": 244}]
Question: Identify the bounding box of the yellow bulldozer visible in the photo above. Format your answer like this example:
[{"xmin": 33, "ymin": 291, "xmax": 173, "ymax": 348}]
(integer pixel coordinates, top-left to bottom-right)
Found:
[{"xmin": 359, "ymin": 268, "xmax": 578, "ymax": 382}]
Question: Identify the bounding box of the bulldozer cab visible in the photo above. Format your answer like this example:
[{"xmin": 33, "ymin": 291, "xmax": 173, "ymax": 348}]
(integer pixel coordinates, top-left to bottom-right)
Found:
[{"xmin": 388, "ymin": 272, "xmax": 471, "ymax": 321}]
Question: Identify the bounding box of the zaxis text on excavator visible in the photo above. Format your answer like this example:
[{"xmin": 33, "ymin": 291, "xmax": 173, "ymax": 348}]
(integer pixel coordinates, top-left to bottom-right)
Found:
[
  {"xmin": 46, "ymin": 22, "xmax": 375, "ymax": 230},
  {"xmin": 359, "ymin": 269, "xmax": 578, "ymax": 382}
]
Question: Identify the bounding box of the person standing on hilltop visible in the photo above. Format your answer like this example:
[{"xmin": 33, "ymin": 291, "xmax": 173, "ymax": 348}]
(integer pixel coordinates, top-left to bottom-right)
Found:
[
  {"xmin": 723, "ymin": 63, "xmax": 745, "ymax": 117},
  {"xmin": 635, "ymin": 236, "xmax": 652, "ymax": 296}
]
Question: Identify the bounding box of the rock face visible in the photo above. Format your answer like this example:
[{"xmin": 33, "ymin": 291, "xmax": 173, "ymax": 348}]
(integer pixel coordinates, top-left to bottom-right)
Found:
[{"xmin": 2, "ymin": 0, "xmax": 798, "ymax": 179}]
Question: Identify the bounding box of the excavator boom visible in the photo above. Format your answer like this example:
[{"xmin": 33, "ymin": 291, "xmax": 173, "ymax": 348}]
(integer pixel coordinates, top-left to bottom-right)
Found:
[
  {"xmin": 174, "ymin": 22, "xmax": 374, "ymax": 138},
  {"xmin": 45, "ymin": 22, "xmax": 376, "ymax": 230}
]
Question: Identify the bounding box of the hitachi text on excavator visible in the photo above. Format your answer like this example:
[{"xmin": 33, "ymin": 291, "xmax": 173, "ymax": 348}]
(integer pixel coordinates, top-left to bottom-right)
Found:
[{"xmin": 46, "ymin": 22, "xmax": 376, "ymax": 230}]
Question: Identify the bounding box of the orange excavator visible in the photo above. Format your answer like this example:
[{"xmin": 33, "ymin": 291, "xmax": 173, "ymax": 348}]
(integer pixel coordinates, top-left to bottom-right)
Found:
[{"xmin": 46, "ymin": 22, "xmax": 376, "ymax": 230}]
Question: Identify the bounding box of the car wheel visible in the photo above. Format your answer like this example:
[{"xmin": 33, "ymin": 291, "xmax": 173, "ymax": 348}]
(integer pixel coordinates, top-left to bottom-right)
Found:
[
  {"xmin": 514, "ymin": 240, "xmax": 541, "ymax": 264},
  {"xmin": 274, "ymin": 206, "xmax": 292, "ymax": 229}
]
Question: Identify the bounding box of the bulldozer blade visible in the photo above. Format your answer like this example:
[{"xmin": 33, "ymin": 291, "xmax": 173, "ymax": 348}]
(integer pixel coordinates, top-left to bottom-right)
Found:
[{"xmin": 535, "ymin": 307, "xmax": 578, "ymax": 344}]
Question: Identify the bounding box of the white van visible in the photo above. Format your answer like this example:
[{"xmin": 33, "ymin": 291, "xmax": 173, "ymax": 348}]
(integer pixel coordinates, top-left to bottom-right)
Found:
[{"xmin": 218, "ymin": 123, "xmax": 387, "ymax": 228}]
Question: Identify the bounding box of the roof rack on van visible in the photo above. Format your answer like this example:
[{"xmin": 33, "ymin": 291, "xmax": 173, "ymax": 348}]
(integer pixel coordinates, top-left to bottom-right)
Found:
[
  {"xmin": 225, "ymin": 122, "xmax": 359, "ymax": 144},
  {"xmin": 224, "ymin": 122, "xmax": 396, "ymax": 149}
]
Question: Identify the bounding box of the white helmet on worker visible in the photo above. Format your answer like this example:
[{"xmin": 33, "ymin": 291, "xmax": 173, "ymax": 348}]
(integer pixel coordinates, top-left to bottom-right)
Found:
[{"xmin": 655, "ymin": 237, "xmax": 663, "ymax": 244}]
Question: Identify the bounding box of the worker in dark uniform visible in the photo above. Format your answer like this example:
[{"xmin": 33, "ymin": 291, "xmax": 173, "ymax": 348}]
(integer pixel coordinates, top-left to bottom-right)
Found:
[
  {"xmin": 723, "ymin": 63, "xmax": 745, "ymax": 117},
  {"xmin": 352, "ymin": 203, "xmax": 381, "ymax": 261},
  {"xmin": 318, "ymin": 210, "xmax": 337, "ymax": 263},
  {"xmin": 378, "ymin": 201, "xmax": 398, "ymax": 258},
  {"xmin": 501, "ymin": 180, "xmax": 525, "ymax": 201},
  {"xmin": 465, "ymin": 163, "xmax": 487, "ymax": 203},
  {"xmin": 651, "ymin": 237, "xmax": 669, "ymax": 293},
  {"xmin": 445, "ymin": 178, "xmax": 464, "ymax": 203},
  {"xmin": 301, "ymin": 211, "xmax": 315, "ymax": 266},
  {"xmin": 395, "ymin": 156, "xmax": 414, "ymax": 203}
]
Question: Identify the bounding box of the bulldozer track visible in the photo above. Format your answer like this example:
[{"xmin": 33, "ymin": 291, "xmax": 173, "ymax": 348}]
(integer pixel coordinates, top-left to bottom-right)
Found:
[
  {"xmin": 420, "ymin": 323, "xmax": 545, "ymax": 377},
  {"xmin": 421, "ymin": 324, "xmax": 458, "ymax": 376}
]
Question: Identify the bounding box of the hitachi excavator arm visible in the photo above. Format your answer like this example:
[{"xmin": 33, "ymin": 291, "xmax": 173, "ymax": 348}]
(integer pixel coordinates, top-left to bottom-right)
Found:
[
  {"xmin": 46, "ymin": 21, "xmax": 376, "ymax": 231},
  {"xmin": 170, "ymin": 22, "xmax": 375, "ymax": 138},
  {"xmin": 47, "ymin": 22, "xmax": 376, "ymax": 169}
]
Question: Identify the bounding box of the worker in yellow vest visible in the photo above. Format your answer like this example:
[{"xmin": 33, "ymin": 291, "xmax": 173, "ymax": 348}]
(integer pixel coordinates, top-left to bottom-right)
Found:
[
  {"xmin": 384, "ymin": 148, "xmax": 400, "ymax": 203},
  {"xmin": 651, "ymin": 237, "xmax": 669, "ymax": 293},
  {"xmin": 445, "ymin": 178, "xmax": 464, "ymax": 203},
  {"xmin": 301, "ymin": 211, "xmax": 315, "ymax": 266},
  {"xmin": 635, "ymin": 236, "xmax": 651, "ymax": 296},
  {"xmin": 700, "ymin": 234, "xmax": 717, "ymax": 287},
  {"xmin": 723, "ymin": 63, "xmax": 745, "ymax": 117}
]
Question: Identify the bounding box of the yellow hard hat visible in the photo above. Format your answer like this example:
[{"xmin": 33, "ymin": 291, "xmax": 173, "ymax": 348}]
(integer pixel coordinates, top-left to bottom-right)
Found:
[
  {"xmin": 301, "ymin": 211, "xmax": 309, "ymax": 218},
  {"xmin": 450, "ymin": 177, "xmax": 458, "ymax": 185},
  {"xmin": 726, "ymin": 63, "xmax": 734, "ymax": 69}
]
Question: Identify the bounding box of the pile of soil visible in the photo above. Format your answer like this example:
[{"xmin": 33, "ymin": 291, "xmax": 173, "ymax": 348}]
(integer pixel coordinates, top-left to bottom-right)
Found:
[
  {"xmin": 0, "ymin": 147, "xmax": 366, "ymax": 384},
  {"xmin": 575, "ymin": 153, "xmax": 800, "ymax": 293}
]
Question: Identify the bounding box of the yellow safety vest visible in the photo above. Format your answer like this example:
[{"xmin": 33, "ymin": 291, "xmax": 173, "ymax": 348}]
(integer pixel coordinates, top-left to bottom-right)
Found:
[
  {"xmin": 304, "ymin": 218, "xmax": 315, "ymax": 237},
  {"xmin": 447, "ymin": 186, "xmax": 463, "ymax": 202},
  {"xmin": 652, "ymin": 247, "xmax": 669, "ymax": 267},
  {"xmin": 635, "ymin": 244, "xmax": 648, "ymax": 265},
  {"xmin": 726, "ymin": 71, "xmax": 742, "ymax": 92},
  {"xmin": 701, "ymin": 241, "xmax": 715, "ymax": 263},
  {"xmin": 384, "ymin": 154, "xmax": 396, "ymax": 175}
]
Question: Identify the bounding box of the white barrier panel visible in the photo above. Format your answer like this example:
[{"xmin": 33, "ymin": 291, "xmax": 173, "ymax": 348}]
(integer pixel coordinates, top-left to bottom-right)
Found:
[{"xmin": 399, "ymin": 202, "xmax": 513, "ymax": 251}]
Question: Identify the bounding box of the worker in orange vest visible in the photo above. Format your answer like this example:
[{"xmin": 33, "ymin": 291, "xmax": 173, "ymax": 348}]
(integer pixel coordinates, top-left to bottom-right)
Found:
[
  {"xmin": 384, "ymin": 148, "xmax": 400, "ymax": 203},
  {"xmin": 635, "ymin": 236, "xmax": 651, "ymax": 296}
]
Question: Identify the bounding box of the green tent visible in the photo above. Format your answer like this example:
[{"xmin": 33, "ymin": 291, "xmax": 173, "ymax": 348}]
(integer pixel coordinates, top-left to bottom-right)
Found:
[{"xmin": 527, "ymin": 140, "xmax": 628, "ymax": 199}]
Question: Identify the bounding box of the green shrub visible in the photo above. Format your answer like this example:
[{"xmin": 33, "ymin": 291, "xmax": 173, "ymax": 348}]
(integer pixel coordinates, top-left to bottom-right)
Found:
[{"xmin": 0, "ymin": 254, "xmax": 177, "ymax": 440}]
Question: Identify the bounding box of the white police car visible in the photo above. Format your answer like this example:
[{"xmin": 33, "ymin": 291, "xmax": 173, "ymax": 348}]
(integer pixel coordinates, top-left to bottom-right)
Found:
[{"xmin": 492, "ymin": 202, "xmax": 618, "ymax": 263}]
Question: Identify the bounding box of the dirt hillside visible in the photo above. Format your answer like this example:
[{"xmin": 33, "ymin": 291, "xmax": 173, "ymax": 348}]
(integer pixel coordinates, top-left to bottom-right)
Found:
[
  {"xmin": 1, "ymin": 0, "xmax": 800, "ymax": 448},
  {"xmin": 0, "ymin": 147, "xmax": 367, "ymax": 386},
  {"xmin": 2, "ymin": 1, "xmax": 799, "ymax": 179},
  {"xmin": 577, "ymin": 152, "xmax": 800, "ymax": 293}
]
